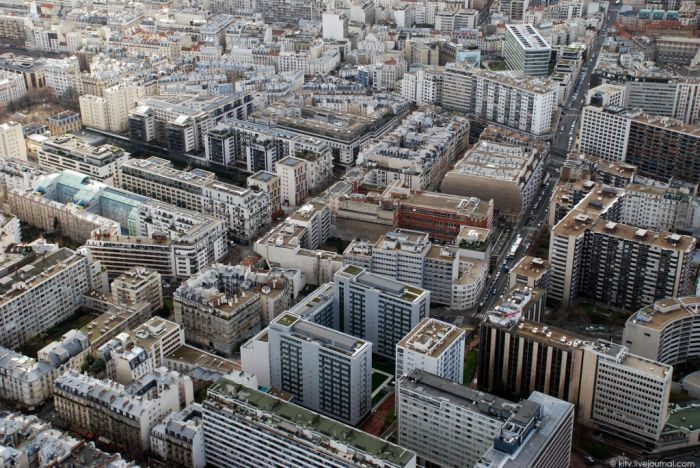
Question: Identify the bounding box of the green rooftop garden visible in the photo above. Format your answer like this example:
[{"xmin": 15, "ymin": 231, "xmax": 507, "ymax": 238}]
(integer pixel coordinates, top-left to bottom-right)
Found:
[{"xmin": 277, "ymin": 314, "xmax": 299, "ymax": 327}]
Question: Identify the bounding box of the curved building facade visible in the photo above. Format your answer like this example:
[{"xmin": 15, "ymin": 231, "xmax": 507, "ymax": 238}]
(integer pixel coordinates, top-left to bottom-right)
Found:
[{"xmin": 623, "ymin": 296, "xmax": 700, "ymax": 365}]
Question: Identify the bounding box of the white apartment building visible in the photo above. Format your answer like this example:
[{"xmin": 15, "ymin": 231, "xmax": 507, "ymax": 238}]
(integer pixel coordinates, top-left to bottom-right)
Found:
[
  {"xmin": 247, "ymin": 170, "xmax": 281, "ymax": 214},
  {"xmin": 0, "ymin": 121, "xmax": 26, "ymax": 160},
  {"xmin": 268, "ymin": 312, "xmax": 372, "ymax": 425},
  {"xmin": 587, "ymin": 83, "xmax": 625, "ymax": 108},
  {"xmin": 129, "ymin": 317, "xmax": 185, "ymax": 369},
  {"xmin": 503, "ymin": 24, "xmax": 552, "ymax": 76},
  {"xmin": 396, "ymin": 318, "xmax": 466, "ymax": 383},
  {"xmin": 276, "ymin": 156, "xmax": 308, "ymax": 207},
  {"xmin": 79, "ymin": 94, "xmax": 110, "ymax": 130},
  {"xmin": 0, "ymin": 248, "xmax": 105, "ymax": 349},
  {"xmin": 111, "ymin": 267, "xmax": 163, "ymax": 313},
  {"xmin": 623, "ymin": 296, "xmax": 700, "ymax": 366},
  {"xmin": 117, "ymin": 157, "xmax": 271, "ymax": 241},
  {"xmin": 0, "ymin": 346, "xmax": 54, "ymax": 409},
  {"xmin": 38, "ymin": 134, "xmax": 130, "ymax": 184},
  {"xmin": 398, "ymin": 370, "xmax": 513, "ymax": 467},
  {"xmin": 591, "ymin": 343, "xmax": 672, "ymax": 447},
  {"xmin": 442, "ymin": 64, "xmax": 558, "ymax": 135},
  {"xmin": 202, "ymin": 376, "xmax": 417, "ymax": 468},
  {"xmin": 579, "ymin": 106, "xmax": 635, "ymax": 162},
  {"xmin": 102, "ymin": 82, "xmax": 140, "ymax": 132},
  {"xmin": 54, "ymin": 369, "xmax": 193, "ymax": 454},
  {"xmin": 0, "ymin": 70, "xmax": 26, "ymax": 104},
  {"xmin": 322, "ymin": 10, "xmax": 348, "ymax": 40},
  {"xmin": 334, "ymin": 265, "xmax": 430, "ymax": 358},
  {"xmin": 621, "ymin": 182, "xmax": 694, "ymax": 232},
  {"xmin": 343, "ymin": 229, "xmax": 487, "ymax": 309},
  {"xmin": 150, "ymin": 403, "xmax": 206, "ymax": 468},
  {"xmin": 400, "ymin": 68, "xmax": 444, "ymax": 105}
]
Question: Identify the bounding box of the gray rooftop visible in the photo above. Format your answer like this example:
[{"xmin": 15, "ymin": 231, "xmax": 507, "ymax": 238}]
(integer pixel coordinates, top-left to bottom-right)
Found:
[{"xmin": 400, "ymin": 370, "xmax": 517, "ymax": 421}]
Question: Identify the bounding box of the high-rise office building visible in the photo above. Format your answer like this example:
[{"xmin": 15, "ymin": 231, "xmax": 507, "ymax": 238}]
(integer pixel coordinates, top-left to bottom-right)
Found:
[
  {"xmin": 479, "ymin": 312, "xmax": 673, "ymax": 448},
  {"xmin": 623, "ymin": 296, "xmax": 700, "ymax": 366},
  {"xmin": 503, "ymin": 24, "xmax": 551, "ymax": 76}
]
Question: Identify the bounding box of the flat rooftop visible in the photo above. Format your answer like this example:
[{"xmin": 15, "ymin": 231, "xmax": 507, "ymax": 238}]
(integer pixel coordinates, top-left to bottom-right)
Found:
[
  {"xmin": 0, "ymin": 248, "xmax": 80, "ymax": 300},
  {"xmin": 273, "ymin": 312, "xmax": 369, "ymax": 357},
  {"xmin": 403, "ymin": 191, "xmax": 491, "ymax": 218},
  {"xmin": 398, "ymin": 318, "xmax": 465, "ymax": 358},
  {"xmin": 621, "ymin": 353, "xmax": 670, "ymax": 380},
  {"xmin": 510, "ymin": 256, "xmax": 548, "ymax": 280},
  {"xmin": 506, "ymin": 24, "xmax": 551, "ymax": 50},
  {"xmin": 449, "ymin": 140, "xmax": 541, "ymax": 183},
  {"xmin": 664, "ymin": 402, "xmax": 700, "ymax": 434},
  {"xmin": 166, "ymin": 344, "xmax": 240, "ymax": 373},
  {"xmin": 208, "ymin": 378, "xmax": 415, "ymax": 467},
  {"xmin": 401, "ymin": 370, "xmax": 516, "ymax": 420},
  {"xmin": 628, "ymin": 296, "xmax": 700, "ymax": 331}
]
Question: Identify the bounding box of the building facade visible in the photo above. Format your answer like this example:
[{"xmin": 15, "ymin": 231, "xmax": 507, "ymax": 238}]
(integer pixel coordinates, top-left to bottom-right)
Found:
[
  {"xmin": 333, "ymin": 265, "xmax": 430, "ymax": 358},
  {"xmin": 268, "ymin": 312, "xmax": 372, "ymax": 425}
]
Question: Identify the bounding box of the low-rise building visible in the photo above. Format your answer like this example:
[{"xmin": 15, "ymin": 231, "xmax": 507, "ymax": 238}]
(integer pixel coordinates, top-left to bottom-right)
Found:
[
  {"xmin": 0, "ymin": 413, "xmax": 135, "ymax": 467},
  {"xmin": 0, "ymin": 346, "xmax": 54, "ymax": 409},
  {"xmin": 47, "ymin": 110, "xmax": 81, "ymax": 136},
  {"xmin": 54, "ymin": 369, "xmax": 194, "ymax": 455},
  {"xmin": 442, "ymin": 131, "xmax": 547, "ymax": 219},
  {"xmin": 150, "ymin": 403, "xmax": 206, "ymax": 468},
  {"xmin": 38, "ymin": 134, "xmax": 130, "ymax": 185},
  {"xmin": 111, "ymin": 267, "xmax": 163, "ymax": 313},
  {"xmin": 174, "ymin": 264, "xmax": 263, "ymax": 356},
  {"xmin": 508, "ymin": 256, "xmax": 549, "ymax": 290},
  {"xmin": 331, "ymin": 180, "xmax": 493, "ymax": 242}
]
